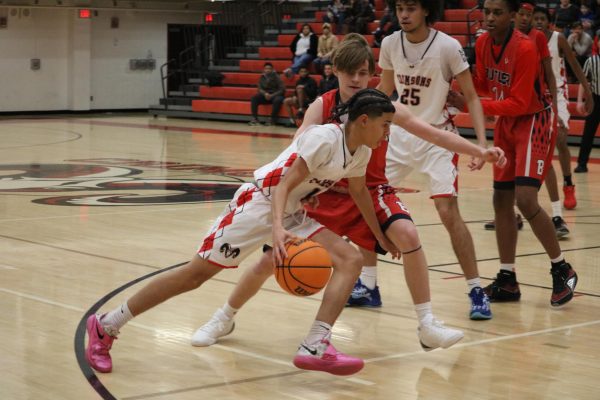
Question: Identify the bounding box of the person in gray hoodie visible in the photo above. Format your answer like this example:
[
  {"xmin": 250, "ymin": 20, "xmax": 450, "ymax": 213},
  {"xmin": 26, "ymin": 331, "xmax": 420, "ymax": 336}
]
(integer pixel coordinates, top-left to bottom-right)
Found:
[{"xmin": 249, "ymin": 63, "xmax": 286, "ymax": 126}]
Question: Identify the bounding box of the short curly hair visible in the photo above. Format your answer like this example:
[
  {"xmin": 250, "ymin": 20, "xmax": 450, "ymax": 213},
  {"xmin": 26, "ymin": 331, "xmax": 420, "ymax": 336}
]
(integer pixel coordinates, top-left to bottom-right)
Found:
[{"xmin": 386, "ymin": 0, "xmax": 442, "ymax": 25}]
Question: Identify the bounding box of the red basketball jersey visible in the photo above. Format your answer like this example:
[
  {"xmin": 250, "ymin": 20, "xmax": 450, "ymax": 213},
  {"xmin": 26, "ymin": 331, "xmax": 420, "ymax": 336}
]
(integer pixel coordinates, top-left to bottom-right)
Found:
[
  {"xmin": 474, "ymin": 29, "xmax": 548, "ymax": 116},
  {"xmin": 320, "ymin": 89, "xmax": 388, "ymax": 188}
]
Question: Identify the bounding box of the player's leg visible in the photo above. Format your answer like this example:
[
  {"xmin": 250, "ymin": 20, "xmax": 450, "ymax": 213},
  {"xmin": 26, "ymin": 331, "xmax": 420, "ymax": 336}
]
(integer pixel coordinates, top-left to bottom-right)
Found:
[
  {"xmin": 346, "ymin": 248, "xmax": 382, "ymax": 307},
  {"xmin": 544, "ymin": 163, "xmax": 570, "ymax": 238},
  {"xmin": 192, "ymin": 250, "xmax": 274, "ymax": 346},
  {"xmin": 294, "ymin": 227, "xmax": 365, "ymax": 375},
  {"xmin": 515, "ymin": 109, "xmax": 578, "ymax": 306},
  {"xmin": 384, "ymin": 216, "xmax": 464, "ymax": 349},
  {"xmin": 556, "ymin": 88, "xmax": 577, "ymax": 208},
  {"xmin": 284, "ymin": 96, "xmax": 298, "ymax": 126},
  {"xmin": 484, "ymin": 119, "xmax": 522, "ymax": 302},
  {"xmin": 418, "ymin": 137, "xmax": 491, "ymax": 319},
  {"xmin": 86, "ymin": 184, "xmax": 269, "ymax": 372}
]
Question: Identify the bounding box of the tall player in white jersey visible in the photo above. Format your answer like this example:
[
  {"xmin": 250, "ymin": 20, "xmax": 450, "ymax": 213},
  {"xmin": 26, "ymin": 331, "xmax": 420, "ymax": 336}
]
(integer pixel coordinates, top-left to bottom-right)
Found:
[
  {"xmin": 533, "ymin": 6, "xmax": 594, "ymax": 216},
  {"xmin": 378, "ymin": 0, "xmax": 492, "ymax": 320}
]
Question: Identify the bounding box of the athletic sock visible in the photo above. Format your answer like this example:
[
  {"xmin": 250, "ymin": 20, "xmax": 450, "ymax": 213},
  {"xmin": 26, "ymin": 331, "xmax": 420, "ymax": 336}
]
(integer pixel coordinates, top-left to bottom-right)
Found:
[
  {"xmin": 415, "ymin": 302, "xmax": 433, "ymax": 325},
  {"xmin": 360, "ymin": 266, "xmax": 377, "ymax": 289},
  {"xmin": 564, "ymin": 175, "xmax": 573, "ymax": 186},
  {"xmin": 550, "ymin": 253, "xmax": 566, "ymax": 269},
  {"xmin": 304, "ymin": 320, "xmax": 332, "ymax": 346},
  {"xmin": 551, "ymin": 201, "xmax": 562, "ymax": 218},
  {"xmin": 466, "ymin": 277, "xmax": 482, "ymax": 291},
  {"xmin": 221, "ymin": 302, "xmax": 238, "ymax": 319},
  {"xmin": 500, "ymin": 263, "xmax": 515, "ymax": 272},
  {"xmin": 100, "ymin": 302, "xmax": 133, "ymax": 336}
]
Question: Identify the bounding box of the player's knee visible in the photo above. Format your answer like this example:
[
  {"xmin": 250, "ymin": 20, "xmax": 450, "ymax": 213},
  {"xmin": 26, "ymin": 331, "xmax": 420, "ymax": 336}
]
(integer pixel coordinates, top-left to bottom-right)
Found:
[
  {"xmin": 435, "ymin": 199, "xmax": 458, "ymax": 224},
  {"xmin": 337, "ymin": 250, "xmax": 363, "ymax": 275},
  {"xmin": 515, "ymin": 195, "xmax": 538, "ymax": 216}
]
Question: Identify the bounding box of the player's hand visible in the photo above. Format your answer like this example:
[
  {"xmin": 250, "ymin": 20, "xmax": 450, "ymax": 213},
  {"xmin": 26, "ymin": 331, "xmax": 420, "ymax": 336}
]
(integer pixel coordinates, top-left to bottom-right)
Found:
[
  {"xmin": 558, "ymin": 116, "xmax": 566, "ymax": 129},
  {"xmin": 446, "ymin": 90, "xmax": 466, "ymax": 110},
  {"xmin": 481, "ymin": 146, "xmax": 507, "ymax": 168},
  {"xmin": 378, "ymin": 236, "xmax": 400, "ymax": 260},
  {"xmin": 468, "ymin": 155, "xmax": 486, "ymax": 171},
  {"xmin": 272, "ymin": 226, "xmax": 297, "ymax": 266},
  {"xmin": 265, "ymin": 93, "xmax": 272, "ymax": 101}
]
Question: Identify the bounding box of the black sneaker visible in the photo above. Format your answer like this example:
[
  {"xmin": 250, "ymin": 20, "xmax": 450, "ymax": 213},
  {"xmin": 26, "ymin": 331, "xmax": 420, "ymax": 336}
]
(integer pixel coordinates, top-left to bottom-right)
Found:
[
  {"xmin": 483, "ymin": 270, "xmax": 521, "ymax": 302},
  {"xmin": 574, "ymin": 165, "xmax": 588, "ymax": 173},
  {"xmin": 483, "ymin": 214, "xmax": 523, "ymax": 231},
  {"xmin": 550, "ymin": 263, "xmax": 578, "ymax": 307},
  {"xmin": 552, "ymin": 216, "xmax": 570, "ymax": 239}
]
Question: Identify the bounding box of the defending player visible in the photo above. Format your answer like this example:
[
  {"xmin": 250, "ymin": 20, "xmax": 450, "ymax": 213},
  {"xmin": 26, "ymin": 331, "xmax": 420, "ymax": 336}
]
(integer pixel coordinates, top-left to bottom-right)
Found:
[
  {"xmin": 378, "ymin": 0, "xmax": 493, "ymax": 319},
  {"xmin": 448, "ymin": 0, "xmax": 578, "ymax": 306}
]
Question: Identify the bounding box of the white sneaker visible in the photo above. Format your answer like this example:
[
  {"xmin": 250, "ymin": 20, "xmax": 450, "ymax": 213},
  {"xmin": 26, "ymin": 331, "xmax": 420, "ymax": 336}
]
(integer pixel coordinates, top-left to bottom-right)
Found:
[
  {"xmin": 417, "ymin": 315, "xmax": 464, "ymax": 351},
  {"xmin": 191, "ymin": 309, "xmax": 235, "ymax": 347}
]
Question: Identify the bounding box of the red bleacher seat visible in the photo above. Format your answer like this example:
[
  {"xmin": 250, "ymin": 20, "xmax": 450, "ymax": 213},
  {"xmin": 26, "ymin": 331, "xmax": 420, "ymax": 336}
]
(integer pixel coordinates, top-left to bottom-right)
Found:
[
  {"xmin": 259, "ymin": 47, "xmax": 292, "ymax": 60},
  {"xmin": 278, "ymin": 34, "xmax": 375, "ymax": 46},
  {"xmin": 315, "ymin": 10, "xmax": 385, "ymax": 22},
  {"xmin": 460, "ymin": 0, "xmax": 479, "ymax": 9},
  {"xmin": 192, "ymin": 99, "xmax": 289, "ymax": 117},
  {"xmin": 221, "ymin": 72, "xmax": 323, "ymax": 87},
  {"xmin": 444, "ymin": 9, "xmax": 483, "ymax": 22},
  {"xmin": 433, "ymin": 21, "xmax": 477, "ymax": 36},
  {"xmin": 199, "ymin": 86, "xmax": 295, "ymax": 100}
]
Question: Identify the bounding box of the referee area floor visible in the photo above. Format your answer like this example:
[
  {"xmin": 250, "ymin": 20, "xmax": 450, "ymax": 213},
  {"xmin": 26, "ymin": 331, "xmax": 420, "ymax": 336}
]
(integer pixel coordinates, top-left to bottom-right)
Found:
[{"xmin": 0, "ymin": 115, "xmax": 599, "ymax": 400}]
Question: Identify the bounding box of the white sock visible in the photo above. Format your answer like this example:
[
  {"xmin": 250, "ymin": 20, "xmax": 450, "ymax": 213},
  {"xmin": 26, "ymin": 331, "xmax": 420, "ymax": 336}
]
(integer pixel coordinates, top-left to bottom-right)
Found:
[
  {"xmin": 304, "ymin": 320, "xmax": 332, "ymax": 346},
  {"xmin": 551, "ymin": 201, "xmax": 562, "ymax": 218},
  {"xmin": 500, "ymin": 263, "xmax": 515, "ymax": 272},
  {"xmin": 360, "ymin": 266, "xmax": 377, "ymax": 290},
  {"xmin": 415, "ymin": 302, "xmax": 432, "ymax": 325},
  {"xmin": 221, "ymin": 302, "xmax": 238, "ymax": 319},
  {"xmin": 466, "ymin": 277, "xmax": 481, "ymax": 291},
  {"xmin": 550, "ymin": 253, "xmax": 565, "ymax": 264},
  {"xmin": 101, "ymin": 302, "xmax": 133, "ymax": 336}
]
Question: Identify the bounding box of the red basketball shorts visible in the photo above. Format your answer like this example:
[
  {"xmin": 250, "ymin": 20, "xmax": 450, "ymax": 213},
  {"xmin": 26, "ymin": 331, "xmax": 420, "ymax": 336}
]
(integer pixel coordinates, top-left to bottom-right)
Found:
[
  {"xmin": 493, "ymin": 106, "xmax": 556, "ymax": 189},
  {"xmin": 306, "ymin": 184, "xmax": 412, "ymax": 254}
]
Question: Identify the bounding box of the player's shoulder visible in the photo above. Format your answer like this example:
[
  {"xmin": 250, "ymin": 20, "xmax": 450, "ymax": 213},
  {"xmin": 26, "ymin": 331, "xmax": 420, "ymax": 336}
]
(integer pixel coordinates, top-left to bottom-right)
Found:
[
  {"xmin": 434, "ymin": 29, "xmax": 461, "ymax": 47},
  {"xmin": 513, "ymin": 30, "xmax": 537, "ymax": 53},
  {"xmin": 381, "ymin": 30, "xmax": 402, "ymax": 49}
]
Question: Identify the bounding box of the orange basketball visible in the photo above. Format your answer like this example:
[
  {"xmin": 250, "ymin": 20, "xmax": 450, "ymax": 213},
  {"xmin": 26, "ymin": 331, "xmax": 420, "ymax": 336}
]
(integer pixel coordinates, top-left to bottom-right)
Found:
[{"xmin": 275, "ymin": 239, "xmax": 333, "ymax": 296}]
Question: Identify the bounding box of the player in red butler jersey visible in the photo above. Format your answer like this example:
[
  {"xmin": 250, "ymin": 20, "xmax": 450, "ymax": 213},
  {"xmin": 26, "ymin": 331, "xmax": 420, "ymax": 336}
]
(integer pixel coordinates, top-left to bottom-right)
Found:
[{"xmin": 449, "ymin": 0, "xmax": 578, "ymax": 307}]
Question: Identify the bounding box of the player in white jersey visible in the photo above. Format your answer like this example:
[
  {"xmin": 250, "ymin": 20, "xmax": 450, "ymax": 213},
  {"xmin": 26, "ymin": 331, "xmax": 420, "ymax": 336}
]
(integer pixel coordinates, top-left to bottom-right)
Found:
[
  {"xmin": 85, "ymin": 89, "xmax": 403, "ymax": 377},
  {"xmin": 378, "ymin": 0, "xmax": 492, "ymax": 320},
  {"xmin": 533, "ymin": 6, "xmax": 594, "ymax": 217}
]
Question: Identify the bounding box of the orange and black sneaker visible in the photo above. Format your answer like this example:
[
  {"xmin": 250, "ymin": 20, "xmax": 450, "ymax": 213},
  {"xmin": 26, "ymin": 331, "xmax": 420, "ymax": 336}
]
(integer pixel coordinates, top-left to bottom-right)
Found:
[
  {"xmin": 483, "ymin": 270, "xmax": 521, "ymax": 302},
  {"xmin": 550, "ymin": 263, "xmax": 578, "ymax": 307}
]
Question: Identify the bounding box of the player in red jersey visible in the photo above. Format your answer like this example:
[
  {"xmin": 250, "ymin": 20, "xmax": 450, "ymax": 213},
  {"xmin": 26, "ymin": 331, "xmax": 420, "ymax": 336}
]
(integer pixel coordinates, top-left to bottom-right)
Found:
[
  {"xmin": 192, "ymin": 34, "xmax": 505, "ymax": 351},
  {"xmin": 449, "ymin": 0, "xmax": 578, "ymax": 307}
]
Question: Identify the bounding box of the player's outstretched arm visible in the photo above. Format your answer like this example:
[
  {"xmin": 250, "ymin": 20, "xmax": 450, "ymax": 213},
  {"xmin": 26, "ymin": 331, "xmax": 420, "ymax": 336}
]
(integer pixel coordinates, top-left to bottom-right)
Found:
[{"xmin": 392, "ymin": 101, "xmax": 506, "ymax": 167}]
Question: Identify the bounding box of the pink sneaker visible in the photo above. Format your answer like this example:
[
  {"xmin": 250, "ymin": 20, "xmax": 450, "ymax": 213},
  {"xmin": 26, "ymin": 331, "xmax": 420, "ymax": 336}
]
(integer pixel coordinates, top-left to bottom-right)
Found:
[
  {"xmin": 293, "ymin": 339, "xmax": 364, "ymax": 375},
  {"xmin": 86, "ymin": 314, "xmax": 116, "ymax": 373}
]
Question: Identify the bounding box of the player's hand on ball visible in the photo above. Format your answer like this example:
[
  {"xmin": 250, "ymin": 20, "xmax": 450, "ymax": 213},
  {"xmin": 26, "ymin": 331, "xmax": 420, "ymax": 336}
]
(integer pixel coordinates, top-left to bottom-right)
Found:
[{"xmin": 272, "ymin": 226, "xmax": 297, "ymax": 266}]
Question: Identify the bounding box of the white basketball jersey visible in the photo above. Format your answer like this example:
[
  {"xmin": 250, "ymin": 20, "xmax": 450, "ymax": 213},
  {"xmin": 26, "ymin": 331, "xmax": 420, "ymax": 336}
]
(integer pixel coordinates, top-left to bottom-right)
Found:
[
  {"xmin": 548, "ymin": 31, "xmax": 567, "ymax": 89},
  {"xmin": 379, "ymin": 29, "xmax": 470, "ymax": 125}
]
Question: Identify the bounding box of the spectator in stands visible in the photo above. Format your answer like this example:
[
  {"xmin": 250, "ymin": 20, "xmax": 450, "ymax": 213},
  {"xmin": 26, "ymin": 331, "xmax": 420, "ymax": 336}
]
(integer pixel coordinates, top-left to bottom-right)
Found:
[
  {"xmin": 313, "ymin": 23, "xmax": 339, "ymax": 73},
  {"xmin": 283, "ymin": 24, "xmax": 318, "ymax": 79},
  {"xmin": 248, "ymin": 62, "xmax": 285, "ymax": 126},
  {"xmin": 580, "ymin": 3, "xmax": 596, "ymax": 35},
  {"xmin": 568, "ymin": 21, "xmax": 593, "ymax": 78},
  {"xmin": 318, "ymin": 63, "xmax": 339, "ymax": 94},
  {"xmin": 575, "ymin": 47, "xmax": 600, "ymax": 173},
  {"xmin": 283, "ymin": 66, "xmax": 318, "ymax": 126},
  {"xmin": 343, "ymin": 0, "xmax": 375, "ymax": 34},
  {"xmin": 324, "ymin": 0, "xmax": 348, "ymax": 33},
  {"xmin": 555, "ymin": 0, "xmax": 581, "ymax": 35},
  {"xmin": 372, "ymin": 5, "xmax": 400, "ymax": 47}
]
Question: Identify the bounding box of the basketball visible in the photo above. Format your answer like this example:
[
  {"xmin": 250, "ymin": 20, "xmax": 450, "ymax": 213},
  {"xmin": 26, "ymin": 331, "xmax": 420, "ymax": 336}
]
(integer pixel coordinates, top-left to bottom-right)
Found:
[{"xmin": 275, "ymin": 239, "xmax": 333, "ymax": 296}]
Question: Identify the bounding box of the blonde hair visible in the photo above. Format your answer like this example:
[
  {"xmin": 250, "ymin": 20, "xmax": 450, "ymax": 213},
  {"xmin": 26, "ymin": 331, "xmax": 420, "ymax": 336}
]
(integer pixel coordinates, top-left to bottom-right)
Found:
[{"xmin": 331, "ymin": 33, "xmax": 375, "ymax": 75}]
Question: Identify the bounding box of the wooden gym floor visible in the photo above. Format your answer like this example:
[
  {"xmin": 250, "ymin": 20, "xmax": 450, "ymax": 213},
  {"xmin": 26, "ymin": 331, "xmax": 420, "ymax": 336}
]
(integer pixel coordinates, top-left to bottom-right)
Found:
[{"xmin": 0, "ymin": 115, "xmax": 599, "ymax": 400}]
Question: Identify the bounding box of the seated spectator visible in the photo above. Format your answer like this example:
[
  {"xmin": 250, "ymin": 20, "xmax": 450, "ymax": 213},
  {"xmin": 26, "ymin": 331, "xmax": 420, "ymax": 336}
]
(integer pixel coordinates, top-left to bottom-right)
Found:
[
  {"xmin": 373, "ymin": 5, "xmax": 400, "ymax": 47},
  {"xmin": 324, "ymin": 0, "xmax": 348, "ymax": 33},
  {"xmin": 283, "ymin": 66, "xmax": 318, "ymax": 126},
  {"xmin": 580, "ymin": 3, "xmax": 596, "ymax": 35},
  {"xmin": 313, "ymin": 23, "xmax": 339, "ymax": 73},
  {"xmin": 249, "ymin": 63, "xmax": 285, "ymax": 126},
  {"xmin": 283, "ymin": 24, "xmax": 318, "ymax": 79},
  {"xmin": 555, "ymin": 0, "xmax": 580, "ymax": 35},
  {"xmin": 569, "ymin": 21, "xmax": 593, "ymax": 56},
  {"xmin": 343, "ymin": 0, "xmax": 375, "ymax": 35},
  {"xmin": 318, "ymin": 63, "xmax": 339, "ymax": 94}
]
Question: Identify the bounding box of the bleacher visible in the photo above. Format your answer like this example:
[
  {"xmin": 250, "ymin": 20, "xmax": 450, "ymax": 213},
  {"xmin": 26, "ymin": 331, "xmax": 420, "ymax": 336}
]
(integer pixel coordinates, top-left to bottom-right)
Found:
[{"xmin": 154, "ymin": 0, "xmax": 599, "ymax": 141}]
